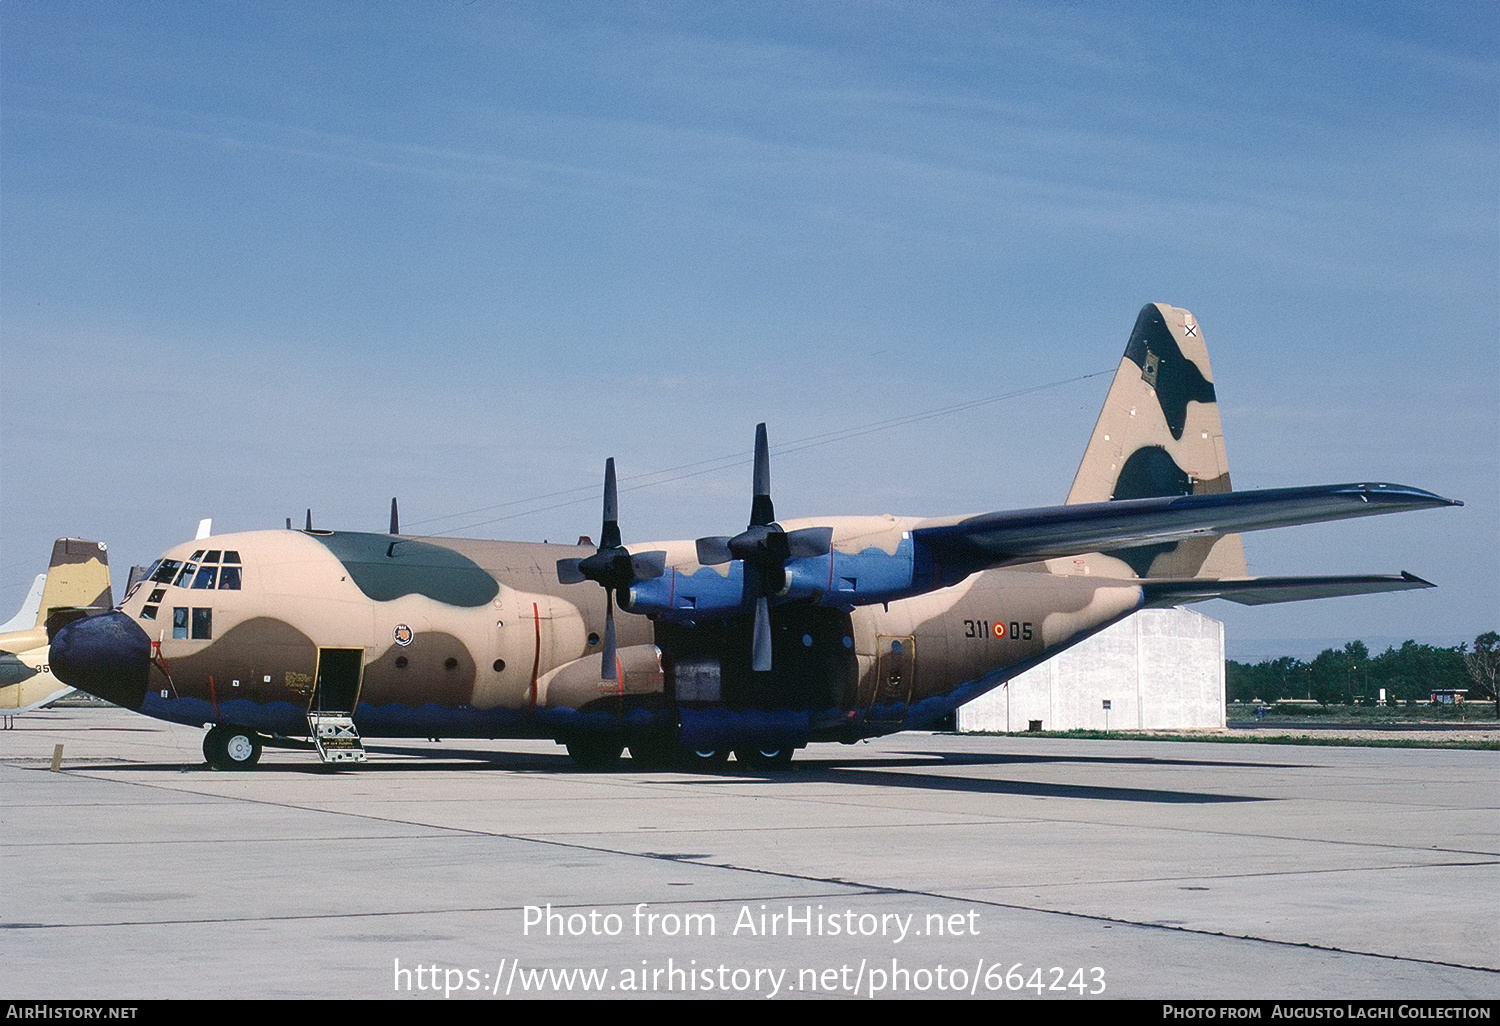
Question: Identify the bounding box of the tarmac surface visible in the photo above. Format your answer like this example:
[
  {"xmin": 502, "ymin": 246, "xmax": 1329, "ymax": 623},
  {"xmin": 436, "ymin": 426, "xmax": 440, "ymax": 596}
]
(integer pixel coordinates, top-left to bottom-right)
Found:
[{"xmin": 1, "ymin": 707, "xmax": 1495, "ymax": 1001}]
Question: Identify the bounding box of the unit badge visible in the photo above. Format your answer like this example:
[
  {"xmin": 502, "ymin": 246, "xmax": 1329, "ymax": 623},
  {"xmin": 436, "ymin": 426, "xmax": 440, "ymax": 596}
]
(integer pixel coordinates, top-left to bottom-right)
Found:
[{"xmin": 393, "ymin": 624, "xmax": 414, "ymax": 647}]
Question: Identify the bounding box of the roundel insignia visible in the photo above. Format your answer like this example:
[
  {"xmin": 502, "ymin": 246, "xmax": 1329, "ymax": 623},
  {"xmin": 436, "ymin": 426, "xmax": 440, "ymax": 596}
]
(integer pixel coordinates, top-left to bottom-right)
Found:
[
  {"xmin": 992, "ymin": 621, "xmax": 1007, "ymax": 639},
  {"xmin": 393, "ymin": 624, "xmax": 414, "ymax": 647}
]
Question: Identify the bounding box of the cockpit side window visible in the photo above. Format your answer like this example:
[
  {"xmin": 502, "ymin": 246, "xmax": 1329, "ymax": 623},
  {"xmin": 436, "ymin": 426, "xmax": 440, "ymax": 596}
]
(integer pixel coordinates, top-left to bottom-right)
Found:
[
  {"xmin": 217, "ymin": 565, "xmax": 242, "ymax": 590},
  {"xmin": 191, "ymin": 566, "xmax": 218, "ymax": 589},
  {"xmin": 150, "ymin": 560, "xmax": 182, "ymax": 585},
  {"xmin": 173, "ymin": 563, "xmax": 198, "ymax": 588}
]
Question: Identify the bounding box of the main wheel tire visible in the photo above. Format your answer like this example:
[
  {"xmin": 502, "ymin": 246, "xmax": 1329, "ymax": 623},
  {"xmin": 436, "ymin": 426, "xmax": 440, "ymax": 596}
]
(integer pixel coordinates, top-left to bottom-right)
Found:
[
  {"xmin": 566, "ymin": 737, "xmax": 624, "ymax": 769},
  {"xmin": 734, "ymin": 745, "xmax": 794, "ymax": 770},
  {"xmin": 204, "ymin": 725, "xmax": 262, "ymax": 770},
  {"xmin": 679, "ymin": 747, "xmax": 731, "ymax": 768}
]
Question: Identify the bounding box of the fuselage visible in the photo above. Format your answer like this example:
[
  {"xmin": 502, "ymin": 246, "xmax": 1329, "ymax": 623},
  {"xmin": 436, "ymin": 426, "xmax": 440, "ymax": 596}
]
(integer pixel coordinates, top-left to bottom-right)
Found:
[{"xmin": 61, "ymin": 522, "xmax": 1145, "ymax": 751}]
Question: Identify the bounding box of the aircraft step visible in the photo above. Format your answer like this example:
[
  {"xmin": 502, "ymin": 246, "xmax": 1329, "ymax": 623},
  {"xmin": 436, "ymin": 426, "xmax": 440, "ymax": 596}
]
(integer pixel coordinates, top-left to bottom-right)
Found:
[{"xmin": 307, "ymin": 713, "xmax": 367, "ymax": 764}]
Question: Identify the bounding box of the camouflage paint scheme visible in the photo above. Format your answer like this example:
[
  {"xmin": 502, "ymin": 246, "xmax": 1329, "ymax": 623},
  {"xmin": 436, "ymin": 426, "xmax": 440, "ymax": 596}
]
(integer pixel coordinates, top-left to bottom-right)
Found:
[
  {"xmin": 50, "ymin": 306, "xmax": 1459, "ymax": 764},
  {"xmin": 1, "ymin": 540, "xmax": 112, "ymax": 714}
]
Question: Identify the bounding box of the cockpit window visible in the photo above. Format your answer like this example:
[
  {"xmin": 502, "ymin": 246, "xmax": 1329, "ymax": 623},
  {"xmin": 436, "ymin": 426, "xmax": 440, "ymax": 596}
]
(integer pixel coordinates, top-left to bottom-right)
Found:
[
  {"xmin": 204, "ymin": 550, "xmax": 222, "ymax": 563},
  {"xmin": 191, "ymin": 550, "xmax": 205, "ymax": 561},
  {"xmin": 150, "ymin": 560, "xmax": 182, "ymax": 585},
  {"xmin": 191, "ymin": 566, "xmax": 218, "ymax": 589},
  {"xmin": 223, "ymin": 551, "xmax": 241, "ymax": 564},
  {"xmin": 173, "ymin": 563, "xmax": 199, "ymax": 588},
  {"xmin": 217, "ymin": 565, "xmax": 242, "ymax": 590}
]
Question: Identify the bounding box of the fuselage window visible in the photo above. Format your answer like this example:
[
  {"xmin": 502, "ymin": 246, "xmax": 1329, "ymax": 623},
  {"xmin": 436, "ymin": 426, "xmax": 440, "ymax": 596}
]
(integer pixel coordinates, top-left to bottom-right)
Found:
[
  {"xmin": 192, "ymin": 566, "xmax": 218, "ymax": 589},
  {"xmin": 191, "ymin": 608, "xmax": 212, "ymax": 640},
  {"xmin": 217, "ymin": 565, "xmax": 242, "ymax": 590},
  {"xmin": 151, "ymin": 560, "xmax": 182, "ymax": 585},
  {"xmin": 172, "ymin": 607, "xmax": 189, "ymax": 640},
  {"xmin": 173, "ymin": 563, "xmax": 198, "ymax": 588},
  {"xmin": 148, "ymin": 589, "xmax": 166, "ymax": 603},
  {"xmin": 141, "ymin": 605, "xmax": 158, "ymax": 620}
]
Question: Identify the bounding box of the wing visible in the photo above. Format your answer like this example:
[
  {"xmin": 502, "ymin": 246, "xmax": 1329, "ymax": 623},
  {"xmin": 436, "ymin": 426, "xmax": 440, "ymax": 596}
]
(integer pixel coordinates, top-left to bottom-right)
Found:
[{"xmin": 911, "ymin": 482, "xmax": 1460, "ymax": 588}]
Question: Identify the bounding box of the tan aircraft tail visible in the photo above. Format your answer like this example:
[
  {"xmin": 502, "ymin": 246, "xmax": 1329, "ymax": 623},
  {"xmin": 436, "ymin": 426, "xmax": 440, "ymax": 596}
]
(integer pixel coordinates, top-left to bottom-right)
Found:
[
  {"xmin": 1065, "ymin": 303, "xmax": 1248, "ymax": 580},
  {"xmin": 37, "ymin": 539, "xmax": 113, "ymax": 634}
]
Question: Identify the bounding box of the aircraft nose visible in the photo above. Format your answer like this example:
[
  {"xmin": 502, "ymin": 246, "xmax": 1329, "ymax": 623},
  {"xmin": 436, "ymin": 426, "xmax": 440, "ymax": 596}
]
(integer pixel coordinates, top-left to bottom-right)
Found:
[{"xmin": 50, "ymin": 611, "xmax": 151, "ymax": 711}]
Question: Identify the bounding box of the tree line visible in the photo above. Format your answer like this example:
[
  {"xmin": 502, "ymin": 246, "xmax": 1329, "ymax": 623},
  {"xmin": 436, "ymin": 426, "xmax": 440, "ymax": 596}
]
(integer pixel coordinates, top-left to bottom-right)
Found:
[{"xmin": 1227, "ymin": 632, "xmax": 1498, "ymax": 710}]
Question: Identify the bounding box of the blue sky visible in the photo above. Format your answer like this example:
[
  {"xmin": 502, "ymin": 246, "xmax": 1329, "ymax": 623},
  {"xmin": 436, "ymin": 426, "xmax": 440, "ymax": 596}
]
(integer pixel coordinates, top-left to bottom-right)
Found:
[{"xmin": 2, "ymin": 1, "xmax": 1496, "ymax": 654}]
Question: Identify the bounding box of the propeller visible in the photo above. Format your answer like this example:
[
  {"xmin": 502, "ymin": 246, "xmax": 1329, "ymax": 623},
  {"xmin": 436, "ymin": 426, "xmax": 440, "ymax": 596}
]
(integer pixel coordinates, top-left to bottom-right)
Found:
[
  {"xmin": 556, "ymin": 459, "xmax": 667, "ymax": 681},
  {"xmin": 695, "ymin": 424, "xmax": 833, "ymax": 671}
]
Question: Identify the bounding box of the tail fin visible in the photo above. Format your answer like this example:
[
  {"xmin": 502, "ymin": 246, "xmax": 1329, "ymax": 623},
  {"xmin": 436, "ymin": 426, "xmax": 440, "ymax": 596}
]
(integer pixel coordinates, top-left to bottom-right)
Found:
[
  {"xmin": 37, "ymin": 539, "xmax": 113, "ymax": 632},
  {"xmin": 1066, "ymin": 304, "xmax": 1247, "ymax": 579},
  {"xmin": 0, "ymin": 575, "xmax": 46, "ymax": 634}
]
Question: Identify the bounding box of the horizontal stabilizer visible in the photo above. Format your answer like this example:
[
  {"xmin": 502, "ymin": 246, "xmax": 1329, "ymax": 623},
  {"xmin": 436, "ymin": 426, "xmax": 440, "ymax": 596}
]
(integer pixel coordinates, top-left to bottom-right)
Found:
[
  {"xmin": 914, "ymin": 483, "xmax": 1459, "ymax": 585},
  {"xmin": 1142, "ymin": 572, "xmax": 1435, "ymax": 607}
]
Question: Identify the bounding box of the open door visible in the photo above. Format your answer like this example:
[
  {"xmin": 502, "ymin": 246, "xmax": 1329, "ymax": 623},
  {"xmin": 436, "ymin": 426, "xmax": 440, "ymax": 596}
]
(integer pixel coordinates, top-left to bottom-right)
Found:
[{"xmin": 308, "ymin": 647, "xmax": 367, "ymax": 764}]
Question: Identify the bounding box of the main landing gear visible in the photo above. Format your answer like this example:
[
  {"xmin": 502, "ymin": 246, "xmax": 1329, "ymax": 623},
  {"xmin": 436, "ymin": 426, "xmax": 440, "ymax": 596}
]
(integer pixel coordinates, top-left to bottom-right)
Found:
[
  {"xmin": 203, "ymin": 724, "xmax": 263, "ymax": 770},
  {"xmin": 733, "ymin": 746, "xmax": 794, "ymax": 770}
]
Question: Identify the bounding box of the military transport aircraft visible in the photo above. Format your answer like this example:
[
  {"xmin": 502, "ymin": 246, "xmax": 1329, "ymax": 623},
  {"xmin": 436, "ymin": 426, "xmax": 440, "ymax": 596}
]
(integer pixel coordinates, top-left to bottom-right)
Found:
[
  {"xmin": 2, "ymin": 540, "xmax": 113, "ymax": 721},
  {"xmin": 50, "ymin": 305, "xmax": 1459, "ymax": 770}
]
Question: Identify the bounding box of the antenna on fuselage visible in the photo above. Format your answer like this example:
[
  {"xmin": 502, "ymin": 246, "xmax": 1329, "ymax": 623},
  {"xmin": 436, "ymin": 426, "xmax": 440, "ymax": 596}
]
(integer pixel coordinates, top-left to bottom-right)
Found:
[
  {"xmin": 389, "ymin": 498, "xmax": 400, "ymax": 535},
  {"xmin": 286, "ymin": 517, "xmax": 292, "ymax": 530},
  {"xmin": 305, "ymin": 509, "xmax": 313, "ymax": 531}
]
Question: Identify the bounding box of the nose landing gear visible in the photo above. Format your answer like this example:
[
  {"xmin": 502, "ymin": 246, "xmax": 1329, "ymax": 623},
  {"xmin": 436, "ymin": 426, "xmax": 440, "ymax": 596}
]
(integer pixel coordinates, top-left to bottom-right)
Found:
[{"xmin": 204, "ymin": 724, "xmax": 262, "ymax": 770}]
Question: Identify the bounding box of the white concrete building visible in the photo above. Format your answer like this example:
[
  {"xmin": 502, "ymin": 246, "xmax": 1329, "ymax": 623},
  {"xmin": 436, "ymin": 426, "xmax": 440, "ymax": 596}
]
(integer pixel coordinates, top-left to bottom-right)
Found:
[{"xmin": 957, "ymin": 607, "xmax": 1225, "ymax": 733}]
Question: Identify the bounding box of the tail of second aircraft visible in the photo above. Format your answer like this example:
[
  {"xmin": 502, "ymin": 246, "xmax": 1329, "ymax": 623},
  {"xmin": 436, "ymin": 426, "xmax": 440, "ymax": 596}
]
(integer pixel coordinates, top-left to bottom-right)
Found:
[
  {"xmin": 37, "ymin": 539, "xmax": 113, "ymax": 635},
  {"xmin": 1066, "ymin": 303, "xmax": 1248, "ymax": 579}
]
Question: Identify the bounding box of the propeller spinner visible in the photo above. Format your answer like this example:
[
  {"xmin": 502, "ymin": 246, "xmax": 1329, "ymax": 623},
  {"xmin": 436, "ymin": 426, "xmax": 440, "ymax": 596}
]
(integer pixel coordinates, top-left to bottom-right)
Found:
[
  {"xmin": 695, "ymin": 424, "xmax": 832, "ymax": 671},
  {"xmin": 557, "ymin": 459, "xmax": 666, "ymax": 681}
]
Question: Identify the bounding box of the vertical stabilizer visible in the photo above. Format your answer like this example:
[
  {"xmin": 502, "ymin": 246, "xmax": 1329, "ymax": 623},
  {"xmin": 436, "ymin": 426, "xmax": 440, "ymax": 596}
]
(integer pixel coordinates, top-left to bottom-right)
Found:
[
  {"xmin": 38, "ymin": 539, "xmax": 113, "ymax": 629},
  {"xmin": 1066, "ymin": 304, "xmax": 1247, "ymax": 579},
  {"xmin": 0, "ymin": 575, "xmax": 46, "ymax": 635}
]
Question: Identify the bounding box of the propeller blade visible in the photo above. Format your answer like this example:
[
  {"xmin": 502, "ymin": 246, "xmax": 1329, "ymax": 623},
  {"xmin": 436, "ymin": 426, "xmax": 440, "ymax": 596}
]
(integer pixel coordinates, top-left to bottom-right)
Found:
[
  {"xmin": 695, "ymin": 536, "xmax": 734, "ymax": 566},
  {"xmin": 786, "ymin": 526, "xmax": 833, "ymax": 560},
  {"xmin": 752, "ymin": 595, "xmax": 772, "ymax": 672},
  {"xmin": 599, "ymin": 457, "xmax": 621, "ymax": 550},
  {"xmin": 749, "ymin": 423, "xmax": 774, "ymax": 527},
  {"xmin": 601, "ymin": 591, "xmax": 619, "ymax": 682},
  {"xmin": 556, "ymin": 558, "xmax": 587, "ymax": 585}
]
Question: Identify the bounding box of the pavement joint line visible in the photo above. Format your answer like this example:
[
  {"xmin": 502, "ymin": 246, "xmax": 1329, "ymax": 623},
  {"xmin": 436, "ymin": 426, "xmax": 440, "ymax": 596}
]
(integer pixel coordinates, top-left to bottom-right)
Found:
[{"xmin": 37, "ymin": 763, "xmax": 1500, "ymax": 863}]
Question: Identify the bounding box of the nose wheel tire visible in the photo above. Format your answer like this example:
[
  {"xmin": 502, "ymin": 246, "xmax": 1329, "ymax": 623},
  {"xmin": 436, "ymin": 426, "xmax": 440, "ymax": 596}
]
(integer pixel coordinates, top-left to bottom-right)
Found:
[
  {"xmin": 204, "ymin": 725, "xmax": 263, "ymax": 770},
  {"xmin": 734, "ymin": 746, "xmax": 794, "ymax": 770}
]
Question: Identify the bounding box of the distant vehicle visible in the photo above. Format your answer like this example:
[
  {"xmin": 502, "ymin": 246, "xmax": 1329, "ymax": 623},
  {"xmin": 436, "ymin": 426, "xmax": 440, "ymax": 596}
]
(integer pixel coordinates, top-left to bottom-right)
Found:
[{"xmin": 51, "ymin": 305, "xmax": 1458, "ymax": 769}]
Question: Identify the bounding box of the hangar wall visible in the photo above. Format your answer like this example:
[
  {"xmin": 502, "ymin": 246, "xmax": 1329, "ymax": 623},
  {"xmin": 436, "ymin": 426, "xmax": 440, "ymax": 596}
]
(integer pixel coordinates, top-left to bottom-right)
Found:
[{"xmin": 956, "ymin": 607, "xmax": 1225, "ymax": 733}]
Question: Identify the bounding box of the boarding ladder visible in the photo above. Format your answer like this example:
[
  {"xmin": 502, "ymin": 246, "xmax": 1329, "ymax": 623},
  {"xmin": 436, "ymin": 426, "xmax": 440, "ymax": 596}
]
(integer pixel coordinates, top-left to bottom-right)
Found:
[{"xmin": 307, "ymin": 712, "xmax": 368, "ymax": 764}]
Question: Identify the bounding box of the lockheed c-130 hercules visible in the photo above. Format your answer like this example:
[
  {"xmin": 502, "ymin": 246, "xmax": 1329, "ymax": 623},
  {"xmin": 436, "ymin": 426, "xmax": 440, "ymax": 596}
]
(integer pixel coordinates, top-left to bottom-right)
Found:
[{"xmin": 51, "ymin": 304, "xmax": 1460, "ymax": 770}]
